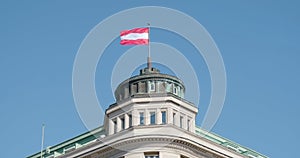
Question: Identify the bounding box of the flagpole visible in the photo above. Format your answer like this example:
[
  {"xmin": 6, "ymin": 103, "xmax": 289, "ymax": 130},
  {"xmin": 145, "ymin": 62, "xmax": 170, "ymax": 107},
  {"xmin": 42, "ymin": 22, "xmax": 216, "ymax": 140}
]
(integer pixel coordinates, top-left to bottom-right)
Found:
[
  {"xmin": 147, "ymin": 23, "xmax": 151, "ymax": 70},
  {"xmin": 40, "ymin": 124, "xmax": 45, "ymax": 158}
]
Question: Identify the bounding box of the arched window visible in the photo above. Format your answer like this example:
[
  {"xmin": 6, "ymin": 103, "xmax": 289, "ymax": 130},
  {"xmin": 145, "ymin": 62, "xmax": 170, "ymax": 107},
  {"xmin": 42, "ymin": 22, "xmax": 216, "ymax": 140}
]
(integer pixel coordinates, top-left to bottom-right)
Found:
[
  {"xmin": 149, "ymin": 81, "xmax": 155, "ymax": 92},
  {"xmin": 173, "ymin": 84, "xmax": 178, "ymax": 95}
]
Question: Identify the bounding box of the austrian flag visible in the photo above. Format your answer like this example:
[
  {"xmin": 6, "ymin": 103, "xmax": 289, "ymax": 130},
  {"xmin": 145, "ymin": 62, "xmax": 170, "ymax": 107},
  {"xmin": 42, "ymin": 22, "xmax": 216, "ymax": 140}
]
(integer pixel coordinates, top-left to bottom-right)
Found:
[{"xmin": 120, "ymin": 28, "xmax": 149, "ymax": 45}]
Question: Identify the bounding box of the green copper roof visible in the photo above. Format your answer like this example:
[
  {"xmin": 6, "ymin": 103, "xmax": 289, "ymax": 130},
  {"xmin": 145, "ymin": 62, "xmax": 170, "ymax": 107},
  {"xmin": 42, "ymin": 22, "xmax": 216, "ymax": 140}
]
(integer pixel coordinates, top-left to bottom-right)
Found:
[
  {"xmin": 27, "ymin": 126, "xmax": 105, "ymax": 158},
  {"xmin": 195, "ymin": 127, "xmax": 268, "ymax": 158},
  {"xmin": 27, "ymin": 126, "xmax": 267, "ymax": 158}
]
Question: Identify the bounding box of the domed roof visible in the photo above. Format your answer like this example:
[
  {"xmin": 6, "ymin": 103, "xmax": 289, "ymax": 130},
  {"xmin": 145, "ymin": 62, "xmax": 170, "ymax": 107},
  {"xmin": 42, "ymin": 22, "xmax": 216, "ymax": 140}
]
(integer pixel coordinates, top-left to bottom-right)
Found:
[{"xmin": 114, "ymin": 67, "xmax": 185, "ymax": 102}]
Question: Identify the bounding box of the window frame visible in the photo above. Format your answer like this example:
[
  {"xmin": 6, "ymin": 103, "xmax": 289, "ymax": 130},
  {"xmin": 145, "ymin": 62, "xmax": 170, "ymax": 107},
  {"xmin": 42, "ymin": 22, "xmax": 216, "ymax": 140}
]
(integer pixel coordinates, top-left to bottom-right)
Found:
[
  {"xmin": 150, "ymin": 111, "xmax": 156, "ymax": 125},
  {"xmin": 128, "ymin": 113, "xmax": 132, "ymax": 127},
  {"xmin": 139, "ymin": 112, "xmax": 145, "ymax": 125},
  {"xmin": 173, "ymin": 84, "xmax": 178, "ymax": 94},
  {"xmin": 149, "ymin": 81, "xmax": 155, "ymax": 92},
  {"xmin": 173, "ymin": 112, "xmax": 176, "ymax": 125},
  {"xmin": 161, "ymin": 111, "xmax": 167, "ymax": 124},
  {"xmin": 120, "ymin": 116, "xmax": 125, "ymax": 130},
  {"xmin": 180, "ymin": 115, "xmax": 184, "ymax": 128}
]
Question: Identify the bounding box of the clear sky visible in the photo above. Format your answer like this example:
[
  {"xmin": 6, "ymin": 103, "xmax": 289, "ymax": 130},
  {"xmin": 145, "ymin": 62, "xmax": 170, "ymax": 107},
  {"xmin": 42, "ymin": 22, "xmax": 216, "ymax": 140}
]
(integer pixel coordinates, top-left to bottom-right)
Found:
[{"xmin": 1, "ymin": 1, "xmax": 299, "ymax": 158}]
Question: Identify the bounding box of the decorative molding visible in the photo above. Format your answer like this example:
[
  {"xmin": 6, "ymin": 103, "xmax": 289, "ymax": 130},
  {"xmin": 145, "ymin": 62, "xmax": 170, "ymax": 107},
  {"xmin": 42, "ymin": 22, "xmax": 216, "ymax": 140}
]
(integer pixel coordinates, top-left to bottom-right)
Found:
[{"xmin": 67, "ymin": 136, "xmax": 236, "ymax": 158}]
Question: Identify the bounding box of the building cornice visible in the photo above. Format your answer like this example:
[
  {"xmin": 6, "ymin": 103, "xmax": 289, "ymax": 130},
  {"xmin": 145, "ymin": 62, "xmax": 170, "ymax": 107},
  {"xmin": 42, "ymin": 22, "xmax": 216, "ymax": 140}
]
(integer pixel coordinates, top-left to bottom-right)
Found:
[
  {"xmin": 60, "ymin": 125, "xmax": 247, "ymax": 158},
  {"xmin": 106, "ymin": 94, "xmax": 198, "ymax": 114}
]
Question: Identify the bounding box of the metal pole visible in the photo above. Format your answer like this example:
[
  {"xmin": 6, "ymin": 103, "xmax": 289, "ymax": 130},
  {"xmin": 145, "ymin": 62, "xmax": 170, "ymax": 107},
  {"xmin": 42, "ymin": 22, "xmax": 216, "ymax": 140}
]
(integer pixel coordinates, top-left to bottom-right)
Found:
[
  {"xmin": 40, "ymin": 124, "xmax": 45, "ymax": 158},
  {"xmin": 147, "ymin": 23, "xmax": 151, "ymax": 69}
]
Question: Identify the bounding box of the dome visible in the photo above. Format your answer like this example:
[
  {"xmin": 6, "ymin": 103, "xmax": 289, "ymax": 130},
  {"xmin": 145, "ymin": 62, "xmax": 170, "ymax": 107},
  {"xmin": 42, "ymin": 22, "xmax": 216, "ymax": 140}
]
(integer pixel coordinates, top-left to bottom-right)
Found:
[{"xmin": 114, "ymin": 67, "xmax": 185, "ymax": 102}]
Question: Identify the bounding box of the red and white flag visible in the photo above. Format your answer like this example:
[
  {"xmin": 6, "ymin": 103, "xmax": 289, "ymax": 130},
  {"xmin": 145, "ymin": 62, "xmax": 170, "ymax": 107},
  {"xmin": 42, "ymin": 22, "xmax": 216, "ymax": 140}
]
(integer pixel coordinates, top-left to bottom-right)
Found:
[{"xmin": 120, "ymin": 28, "xmax": 149, "ymax": 45}]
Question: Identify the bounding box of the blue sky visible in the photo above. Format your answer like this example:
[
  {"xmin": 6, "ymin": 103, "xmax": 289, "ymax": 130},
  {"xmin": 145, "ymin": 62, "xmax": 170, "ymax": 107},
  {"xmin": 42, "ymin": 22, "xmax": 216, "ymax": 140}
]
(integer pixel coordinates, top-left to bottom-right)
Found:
[{"xmin": 1, "ymin": 1, "xmax": 299, "ymax": 158}]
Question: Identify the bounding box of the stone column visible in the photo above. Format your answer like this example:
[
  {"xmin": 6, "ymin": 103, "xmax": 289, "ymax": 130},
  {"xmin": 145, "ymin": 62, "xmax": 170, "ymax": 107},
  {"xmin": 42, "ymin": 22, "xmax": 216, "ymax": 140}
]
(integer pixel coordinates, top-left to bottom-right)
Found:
[
  {"xmin": 132, "ymin": 110, "xmax": 139, "ymax": 126},
  {"xmin": 182, "ymin": 115, "xmax": 187, "ymax": 130},
  {"xmin": 175, "ymin": 112, "xmax": 180, "ymax": 127},
  {"xmin": 167, "ymin": 107, "xmax": 173, "ymax": 124},
  {"xmin": 108, "ymin": 119, "xmax": 114, "ymax": 135},
  {"xmin": 145, "ymin": 109, "xmax": 150, "ymax": 125},
  {"xmin": 157, "ymin": 108, "xmax": 162, "ymax": 124},
  {"xmin": 124, "ymin": 113, "xmax": 129, "ymax": 129},
  {"xmin": 124, "ymin": 87, "xmax": 129, "ymax": 99},
  {"xmin": 116, "ymin": 117, "xmax": 121, "ymax": 132},
  {"xmin": 190, "ymin": 118, "xmax": 195, "ymax": 133}
]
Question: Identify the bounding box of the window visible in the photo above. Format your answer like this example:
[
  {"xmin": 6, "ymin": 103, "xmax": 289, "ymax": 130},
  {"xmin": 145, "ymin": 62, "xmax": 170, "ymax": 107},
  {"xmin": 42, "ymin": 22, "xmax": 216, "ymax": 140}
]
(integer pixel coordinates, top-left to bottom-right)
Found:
[
  {"xmin": 145, "ymin": 156, "xmax": 159, "ymax": 158},
  {"xmin": 181, "ymin": 155, "xmax": 189, "ymax": 158},
  {"xmin": 129, "ymin": 114, "xmax": 132, "ymax": 127},
  {"xmin": 180, "ymin": 116, "xmax": 183, "ymax": 128},
  {"xmin": 173, "ymin": 113, "xmax": 176, "ymax": 125},
  {"xmin": 174, "ymin": 85, "xmax": 178, "ymax": 94},
  {"xmin": 139, "ymin": 112, "xmax": 144, "ymax": 125},
  {"xmin": 113, "ymin": 120, "xmax": 117, "ymax": 133},
  {"xmin": 149, "ymin": 81, "xmax": 155, "ymax": 92},
  {"xmin": 145, "ymin": 152, "xmax": 159, "ymax": 158},
  {"xmin": 150, "ymin": 112, "xmax": 156, "ymax": 124},
  {"xmin": 161, "ymin": 111, "xmax": 166, "ymax": 124},
  {"xmin": 187, "ymin": 119, "xmax": 190, "ymax": 131},
  {"xmin": 121, "ymin": 117, "xmax": 125, "ymax": 130},
  {"xmin": 166, "ymin": 83, "xmax": 172, "ymax": 93}
]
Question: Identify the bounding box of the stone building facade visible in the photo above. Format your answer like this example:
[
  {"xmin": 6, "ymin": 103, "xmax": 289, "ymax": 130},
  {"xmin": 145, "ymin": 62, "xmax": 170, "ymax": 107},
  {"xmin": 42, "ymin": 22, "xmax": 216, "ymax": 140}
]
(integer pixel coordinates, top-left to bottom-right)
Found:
[{"xmin": 28, "ymin": 67, "xmax": 267, "ymax": 158}]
